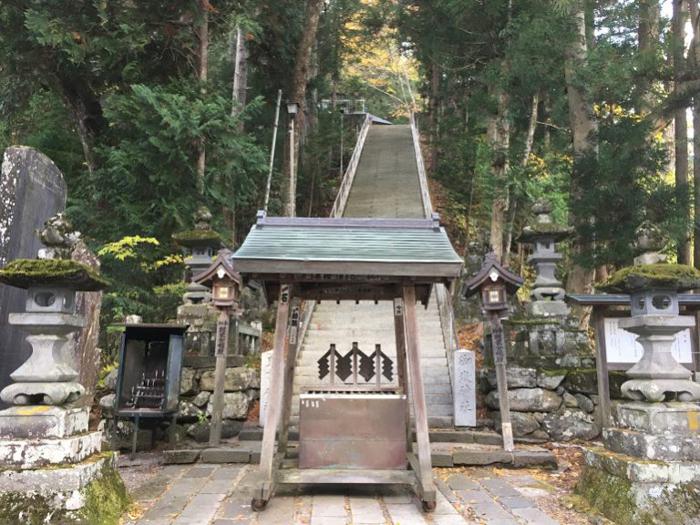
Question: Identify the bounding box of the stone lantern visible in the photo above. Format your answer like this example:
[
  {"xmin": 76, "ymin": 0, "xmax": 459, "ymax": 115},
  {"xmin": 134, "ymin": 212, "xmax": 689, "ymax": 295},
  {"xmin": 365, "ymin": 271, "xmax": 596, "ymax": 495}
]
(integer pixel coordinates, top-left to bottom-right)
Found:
[
  {"xmin": 599, "ymin": 263, "xmax": 700, "ymax": 402},
  {"xmin": 518, "ymin": 200, "xmax": 572, "ymax": 317},
  {"xmin": 0, "ymin": 214, "xmax": 126, "ymax": 522},
  {"xmin": 0, "ymin": 214, "xmax": 108, "ymax": 406},
  {"xmin": 575, "ymin": 233, "xmax": 700, "ymax": 523},
  {"xmin": 172, "ymin": 206, "xmax": 223, "ymax": 304}
]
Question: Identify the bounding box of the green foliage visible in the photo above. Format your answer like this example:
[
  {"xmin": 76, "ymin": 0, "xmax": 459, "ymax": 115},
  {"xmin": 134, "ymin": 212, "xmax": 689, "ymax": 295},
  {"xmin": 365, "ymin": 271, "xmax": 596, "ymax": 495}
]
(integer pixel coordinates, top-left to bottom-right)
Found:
[
  {"xmin": 97, "ymin": 235, "xmax": 184, "ymax": 327},
  {"xmin": 81, "ymin": 83, "xmax": 266, "ymax": 240}
]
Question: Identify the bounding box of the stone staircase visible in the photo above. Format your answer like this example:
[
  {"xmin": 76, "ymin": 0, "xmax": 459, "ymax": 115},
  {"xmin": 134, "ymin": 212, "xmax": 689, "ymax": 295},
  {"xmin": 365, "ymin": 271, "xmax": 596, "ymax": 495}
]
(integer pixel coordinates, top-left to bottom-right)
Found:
[{"xmin": 290, "ymin": 123, "xmax": 454, "ymax": 428}]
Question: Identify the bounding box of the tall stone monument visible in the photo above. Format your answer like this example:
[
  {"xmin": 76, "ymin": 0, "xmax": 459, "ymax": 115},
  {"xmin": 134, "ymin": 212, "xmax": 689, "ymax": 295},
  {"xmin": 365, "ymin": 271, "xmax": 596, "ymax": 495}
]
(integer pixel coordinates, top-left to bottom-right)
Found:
[
  {"xmin": 0, "ymin": 147, "xmax": 67, "ymax": 400},
  {"xmin": 577, "ymin": 242, "xmax": 700, "ymax": 523},
  {"xmin": 0, "ymin": 215, "xmax": 127, "ymax": 523}
]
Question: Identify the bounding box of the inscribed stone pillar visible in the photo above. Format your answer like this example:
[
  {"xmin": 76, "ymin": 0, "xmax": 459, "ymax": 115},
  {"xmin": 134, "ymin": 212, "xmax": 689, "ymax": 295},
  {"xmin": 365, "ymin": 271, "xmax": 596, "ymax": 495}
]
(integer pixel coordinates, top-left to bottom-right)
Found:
[
  {"xmin": 453, "ymin": 349, "xmax": 476, "ymax": 427},
  {"xmin": 0, "ymin": 147, "xmax": 66, "ymax": 401}
]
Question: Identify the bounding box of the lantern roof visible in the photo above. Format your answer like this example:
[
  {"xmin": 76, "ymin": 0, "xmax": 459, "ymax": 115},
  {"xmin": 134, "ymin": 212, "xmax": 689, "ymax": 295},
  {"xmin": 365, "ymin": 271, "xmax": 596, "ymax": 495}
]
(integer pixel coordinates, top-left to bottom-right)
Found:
[
  {"xmin": 517, "ymin": 200, "xmax": 572, "ymax": 243},
  {"xmin": 462, "ymin": 252, "xmax": 524, "ymax": 299},
  {"xmin": 193, "ymin": 249, "xmax": 241, "ymax": 287}
]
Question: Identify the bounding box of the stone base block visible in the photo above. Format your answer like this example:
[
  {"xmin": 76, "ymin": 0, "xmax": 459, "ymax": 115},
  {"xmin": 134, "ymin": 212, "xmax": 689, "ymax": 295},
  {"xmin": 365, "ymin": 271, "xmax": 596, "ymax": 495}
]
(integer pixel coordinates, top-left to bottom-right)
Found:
[
  {"xmin": 0, "ymin": 430, "xmax": 102, "ymax": 468},
  {"xmin": 0, "ymin": 452, "xmax": 128, "ymax": 524},
  {"xmin": 0, "ymin": 405, "xmax": 88, "ymax": 439},
  {"xmin": 621, "ymin": 379, "xmax": 700, "ymax": 403},
  {"xmin": 613, "ymin": 401, "xmax": 700, "ymax": 435},
  {"xmin": 528, "ymin": 301, "xmax": 569, "ymax": 317},
  {"xmin": 603, "ymin": 427, "xmax": 700, "ymax": 462},
  {"xmin": 584, "ymin": 446, "xmax": 700, "ymax": 484},
  {"xmin": 1, "ymin": 381, "xmax": 85, "ymax": 407},
  {"xmin": 577, "ymin": 447, "xmax": 700, "ymax": 524}
]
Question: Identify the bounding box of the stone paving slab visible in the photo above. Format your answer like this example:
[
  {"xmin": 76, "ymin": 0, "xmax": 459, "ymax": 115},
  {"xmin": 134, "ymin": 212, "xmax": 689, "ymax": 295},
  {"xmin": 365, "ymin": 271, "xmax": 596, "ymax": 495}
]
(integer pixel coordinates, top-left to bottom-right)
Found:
[
  {"xmin": 164, "ymin": 441, "xmax": 557, "ymax": 471},
  {"xmin": 123, "ymin": 463, "xmax": 573, "ymax": 525}
]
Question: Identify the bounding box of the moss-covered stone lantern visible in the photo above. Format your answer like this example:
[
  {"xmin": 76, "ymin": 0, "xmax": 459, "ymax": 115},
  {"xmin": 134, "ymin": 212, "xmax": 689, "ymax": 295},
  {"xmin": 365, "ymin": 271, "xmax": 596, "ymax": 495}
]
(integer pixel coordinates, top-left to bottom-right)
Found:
[
  {"xmin": 0, "ymin": 215, "xmax": 108, "ymax": 405},
  {"xmin": 172, "ymin": 206, "xmax": 223, "ymax": 304},
  {"xmin": 518, "ymin": 199, "xmax": 572, "ymax": 317},
  {"xmin": 0, "ymin": 214, "xmax": 126, "ymax": 525},
  {"xmin": 600, "ymin": 263, "xmax": 700, "ymax": 402}
]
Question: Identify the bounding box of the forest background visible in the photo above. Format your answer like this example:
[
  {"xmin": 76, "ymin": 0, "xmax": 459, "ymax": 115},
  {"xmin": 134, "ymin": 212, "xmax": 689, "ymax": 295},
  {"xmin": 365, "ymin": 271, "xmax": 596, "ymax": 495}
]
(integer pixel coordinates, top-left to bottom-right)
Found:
[{"xmin": 1, "ymin": 0, "xmax": 699, "ymax": 332}]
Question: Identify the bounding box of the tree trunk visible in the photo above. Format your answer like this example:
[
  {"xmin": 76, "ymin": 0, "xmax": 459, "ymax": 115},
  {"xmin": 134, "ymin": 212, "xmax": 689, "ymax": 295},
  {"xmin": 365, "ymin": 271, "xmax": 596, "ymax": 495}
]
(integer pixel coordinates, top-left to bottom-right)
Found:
[
  {"xmin": 504, "ymin": 92, "xmax": 538, "ymax": 265},
  {"xmin": 689, "ymin": 1, "xmax": 700, "ymax": 268},
  {"xmin": 196, "ymin": 0, "xmax": 209, "ymax": 195},
  {"xmin": 283, "ymin": 0, "xmax": 324, "ymax": 217},
  {"xmin": 231, "ymin": 25, "xmax": 248, "ymax": 123},
  {"xmin": 429, "ymin": 62, "xmax": 440, "ymax": 175},
  {"xmin": 488, "ymin": 87, "xmax": 510, "ymax": 262},
  {"xmin": 565, "ymin": 0, "xmax": 598, "ymax": 296},
  {"xmin": 674, "ymin": 0, "xmax": 691, "ymax": 264},
  {"xmin": 56, "ymin": 75, "xmax": 104, "ymax": 184},
  {"xmin": 638, "ymin": 0, "xmax": 660, "ymax": 114}
]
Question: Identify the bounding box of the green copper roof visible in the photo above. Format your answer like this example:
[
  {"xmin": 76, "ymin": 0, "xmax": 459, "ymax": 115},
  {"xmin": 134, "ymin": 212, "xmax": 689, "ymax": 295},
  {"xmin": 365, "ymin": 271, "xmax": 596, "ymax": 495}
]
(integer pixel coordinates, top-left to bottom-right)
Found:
[{"xmin": 232, "ymin": 214, "xmax": 463, "ymax": 279}]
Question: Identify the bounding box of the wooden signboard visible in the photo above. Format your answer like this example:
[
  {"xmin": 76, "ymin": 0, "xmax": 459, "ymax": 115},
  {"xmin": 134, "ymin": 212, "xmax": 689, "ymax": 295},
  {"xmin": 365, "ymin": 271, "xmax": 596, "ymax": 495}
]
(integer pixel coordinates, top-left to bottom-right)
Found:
[{"xmin": 603, "ymin": 315, "xmax": 695, "ymax": 369}]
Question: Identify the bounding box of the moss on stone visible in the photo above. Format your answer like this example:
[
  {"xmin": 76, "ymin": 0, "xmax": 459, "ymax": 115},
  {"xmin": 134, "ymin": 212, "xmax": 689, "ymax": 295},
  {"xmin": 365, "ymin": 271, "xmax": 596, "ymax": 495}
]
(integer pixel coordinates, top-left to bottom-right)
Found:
[
  {"xmin": 0, "ymin": 259, "xmax": 109, "ymax": 290},
  {"xmin": 0, "ymin": 453, "xmax": 128, "ymax": 525},
  {"xmin": 599, "ymin": 263, "xmax": 700, "ymax": 293},
  {"xmin": 81, "ymin": 458, "xmax": 130, "ymax": 525},
  {"xmin": 518, "ymin": 222, "xmax": 573, "ymax": 242},
  {"xmin": 172, "ymin": 229, "xmax": 222, "ymax": 247},
  {"xmin": 576, "ymin": 464, "xmax": 700, "ymax": 525},
  {"xmin": 575, "ymin": 466, "xmax": 642, "ymax": 525}
]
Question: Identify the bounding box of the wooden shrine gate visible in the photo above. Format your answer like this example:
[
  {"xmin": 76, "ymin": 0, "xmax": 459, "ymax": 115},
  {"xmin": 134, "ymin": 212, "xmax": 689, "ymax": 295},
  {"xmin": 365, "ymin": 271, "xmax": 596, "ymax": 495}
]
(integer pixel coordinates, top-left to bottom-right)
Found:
[{"xmin": 232, "ymin": 212, "xmax": 463, "ymax": 511}]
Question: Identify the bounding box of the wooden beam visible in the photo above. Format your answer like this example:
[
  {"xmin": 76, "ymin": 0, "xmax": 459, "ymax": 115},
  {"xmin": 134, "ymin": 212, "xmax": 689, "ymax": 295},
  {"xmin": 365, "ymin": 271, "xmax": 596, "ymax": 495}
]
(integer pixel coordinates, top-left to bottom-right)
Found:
[
  {"xmin": 402, "ymin": 285, "xmax": 436, "ymax": 504},
  {"xmin": 393, "ymin": 297, "xmax": 411, "ymax": 450},
  {"xmin": 278, "ymin": 299, "xmax": 301, "ymax": 454},
  {"xmin": 257, "ymin": 284, "xmax": 292, "ymax": 501},
  {"xmin": 593, "ymin": 308, "xmax": 612, "ymax": 427},
  {"xmin": 277, "ymin": 467, "xmax": 415, "ymax": 485}
]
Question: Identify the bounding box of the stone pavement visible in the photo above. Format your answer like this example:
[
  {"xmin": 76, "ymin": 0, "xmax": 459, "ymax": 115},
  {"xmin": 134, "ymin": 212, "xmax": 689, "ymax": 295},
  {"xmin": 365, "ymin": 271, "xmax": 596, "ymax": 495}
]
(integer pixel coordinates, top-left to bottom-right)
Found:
[{"xmin": 124, "ymin": 463, "xmax": 566, "ymax": 525}]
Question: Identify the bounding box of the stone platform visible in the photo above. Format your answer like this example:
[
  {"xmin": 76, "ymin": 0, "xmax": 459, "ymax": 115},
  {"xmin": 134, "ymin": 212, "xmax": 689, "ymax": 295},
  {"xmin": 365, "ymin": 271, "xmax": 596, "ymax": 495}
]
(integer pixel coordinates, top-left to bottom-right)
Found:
[
  {"xmin": 0, "ymin": 406, "xmax": 128, "ymax": 523},
  {"xmin": 162, "ymin": 440, "xmax": 557, "ymax": 470},
  {"xmin": 577, "ymin": 401, "xmax": 700, "ymax": 524},
  {"xmin": 123, "ymin": 462, "xmax": 570, "ymax": 525}
]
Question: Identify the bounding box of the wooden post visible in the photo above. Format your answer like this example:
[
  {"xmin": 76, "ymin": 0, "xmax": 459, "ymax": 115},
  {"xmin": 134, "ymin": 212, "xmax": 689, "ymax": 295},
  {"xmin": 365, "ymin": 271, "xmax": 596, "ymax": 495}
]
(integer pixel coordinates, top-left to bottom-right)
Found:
[
  {"xmin": 278, "ymin": 300, "xmax": 301, "ymax": 454},
  {"xmin": 393, "ymin": 297, "xmax": 411, "ymax": 449},
  {"xmin": 257, "ymin": 285, "xmax": 292, "ymax": 501},
  {"xmin": 487, "ymin": 311, "xmax": 514, "ymax": 452},
  {"xmin": 593, "ymin": 308, "xmax": 612, "ymax": 427},
  {"xmin": 286, "ymin": 118, "xmax": 296, "ymax": 217},
  {"xmin": 264, "ymin": 89, "xmax": 282, "ymax": 213},
  {"xmin": 209, "ymin": 309, "xmax": 231, "ymax": 446},
  {"xmin": 402, "ymin": 285, "xmax": 436, "ymax": 506}
]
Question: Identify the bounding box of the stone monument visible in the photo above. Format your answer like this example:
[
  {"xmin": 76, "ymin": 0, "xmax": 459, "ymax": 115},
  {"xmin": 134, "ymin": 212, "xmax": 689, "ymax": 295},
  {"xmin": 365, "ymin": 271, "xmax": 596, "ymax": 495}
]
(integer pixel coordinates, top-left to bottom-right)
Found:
[
  {"xmin": 0, "ymin": 215, "xmax": 127, "ymax": 523},
  {"xmin": 453, "ymin": 349, "xmax": 477, "ymax": 427},
  {"xmin": 577, "ymin": 240, "xmax": 700, "ymax": 523},
  {"xmin": 0, "ymin": 146, "xmax": 67, "ymax": 399},
  {"xmin": 479, "ymin": 200, "xmax": 599, "ymax": 442}
]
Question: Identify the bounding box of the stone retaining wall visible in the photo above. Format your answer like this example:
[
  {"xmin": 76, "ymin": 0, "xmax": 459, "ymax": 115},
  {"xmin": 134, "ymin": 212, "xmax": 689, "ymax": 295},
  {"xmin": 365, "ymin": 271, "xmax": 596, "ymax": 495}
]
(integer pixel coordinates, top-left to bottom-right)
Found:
[{"xmin": 480, "ymin": 318, "xmax": 602, "ymax": 441}]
